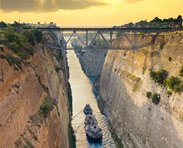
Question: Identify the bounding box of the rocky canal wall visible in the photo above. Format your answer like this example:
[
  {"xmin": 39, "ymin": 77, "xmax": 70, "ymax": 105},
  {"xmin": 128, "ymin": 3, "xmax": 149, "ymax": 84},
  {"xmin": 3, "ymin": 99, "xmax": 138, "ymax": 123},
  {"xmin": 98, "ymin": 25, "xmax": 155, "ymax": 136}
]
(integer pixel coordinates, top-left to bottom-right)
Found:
[
  {"xmin": 99, "ymin": 31, "xmax": 183, "ymax": 148},
  {"xmin": 0, "ymin": 32, "xmax": 72, "ymax": 148}
]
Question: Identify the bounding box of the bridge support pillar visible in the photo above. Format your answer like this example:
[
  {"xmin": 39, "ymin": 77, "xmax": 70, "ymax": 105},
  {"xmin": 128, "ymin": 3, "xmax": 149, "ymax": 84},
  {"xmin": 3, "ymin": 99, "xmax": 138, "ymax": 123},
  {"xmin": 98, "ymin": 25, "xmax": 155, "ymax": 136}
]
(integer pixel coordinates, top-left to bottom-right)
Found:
[
  {"xmin": 61, "ymin": 30, "xmax": 63, "ymax": 37},
  {"xmin": 110, "ymin": 30, "xmax": 113, "ymax": 46},
  {"xmin": 86, "ymin": 30, "xmax": 88, "ymax": 46}
]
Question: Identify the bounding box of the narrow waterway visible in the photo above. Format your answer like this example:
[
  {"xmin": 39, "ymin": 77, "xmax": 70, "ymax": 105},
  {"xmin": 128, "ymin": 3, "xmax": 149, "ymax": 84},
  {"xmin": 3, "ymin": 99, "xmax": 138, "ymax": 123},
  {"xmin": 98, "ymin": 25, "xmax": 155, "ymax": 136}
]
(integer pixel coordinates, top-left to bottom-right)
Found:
[{"xmin": 67, "ymin": 50, "xmax": 116, "ymax": 148}]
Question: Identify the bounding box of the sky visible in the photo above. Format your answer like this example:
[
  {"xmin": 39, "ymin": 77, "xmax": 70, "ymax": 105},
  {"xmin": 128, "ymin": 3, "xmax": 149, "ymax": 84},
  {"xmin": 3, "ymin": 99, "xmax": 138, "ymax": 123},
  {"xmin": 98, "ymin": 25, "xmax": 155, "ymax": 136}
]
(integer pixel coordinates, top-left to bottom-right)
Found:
[{"xmin": 0, "ymin": 0, "xmax": 183, "ymax": 27}]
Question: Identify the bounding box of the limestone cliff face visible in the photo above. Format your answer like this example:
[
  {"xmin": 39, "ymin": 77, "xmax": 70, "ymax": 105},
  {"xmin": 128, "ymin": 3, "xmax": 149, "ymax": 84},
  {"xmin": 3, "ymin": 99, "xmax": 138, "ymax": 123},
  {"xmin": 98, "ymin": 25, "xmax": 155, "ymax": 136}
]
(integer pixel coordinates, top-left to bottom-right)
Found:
[
  {"xmin": 76, "ymin": 48, "xmax": 107, "ymax": 77},
  {"xmin": 99, "ymin": 31, "xmax": 183, "ymax": 148},
  {"xmin": 0, "ymin": 34, "xmax": 70, "ymax": 148}
]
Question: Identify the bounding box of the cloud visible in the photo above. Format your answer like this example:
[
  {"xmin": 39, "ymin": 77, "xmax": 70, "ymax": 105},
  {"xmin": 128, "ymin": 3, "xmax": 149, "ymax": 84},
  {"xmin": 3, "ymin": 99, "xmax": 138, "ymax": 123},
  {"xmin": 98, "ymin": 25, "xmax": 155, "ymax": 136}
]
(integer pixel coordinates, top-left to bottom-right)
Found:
[
  {"xmin": 124, "ymin": 0, "xmax": 143, "ymax": 3},
  {"xmin": 1, "ymin": 0, "xmax": 106, "ymax": 12}
]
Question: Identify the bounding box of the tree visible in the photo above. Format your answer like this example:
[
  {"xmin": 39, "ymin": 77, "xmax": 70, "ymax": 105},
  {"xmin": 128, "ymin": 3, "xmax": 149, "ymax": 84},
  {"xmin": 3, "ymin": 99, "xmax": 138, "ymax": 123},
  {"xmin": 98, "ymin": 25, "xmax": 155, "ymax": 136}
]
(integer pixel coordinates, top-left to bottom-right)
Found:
[
  {"xmin": 23, "ymin": 31, "xmax": 35, "ymax": 46},
  {"xmin": 151, "ymin": 17, "xmax": 162, "ymax": 22},
  {"xmin": 12, "ymin": 21, "xmax": 21, "ymax": 28},
  {"xmin": 165, "ymin": 76, "xmax": 183, "ymax": 92},
  {"xmin": 32, "ymin": 30, "xmax": 42, "ymax": 43},
  {"xmin": 176, "ymin": 15, "xmax": 182, "ymax": 28},
  {"xmin": 151, "ymin": 93, "xmax": 161, "ymax": 105},
  {"xmin": 0, "ymin": 21, "xmax": 7, "ymax": 28},
  {"xmin": 177, "ymin": 15, "xmax": 182, "ymax": 21},
  {"xmin": 136, "ymin": 20, "xmax": 148, "ymax": 28},
  {"xmin": 124, "ymin": 22, "xmax": 134, "ymax": 28}
]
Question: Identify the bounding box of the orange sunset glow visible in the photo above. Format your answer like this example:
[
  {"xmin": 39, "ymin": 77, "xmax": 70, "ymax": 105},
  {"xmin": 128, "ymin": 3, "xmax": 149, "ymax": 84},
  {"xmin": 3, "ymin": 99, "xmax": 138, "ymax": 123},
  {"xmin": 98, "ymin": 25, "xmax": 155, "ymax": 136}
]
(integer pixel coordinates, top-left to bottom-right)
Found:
[{"xmin": 0, "ymin": 0, "xmax": 183, "ymax": 26}]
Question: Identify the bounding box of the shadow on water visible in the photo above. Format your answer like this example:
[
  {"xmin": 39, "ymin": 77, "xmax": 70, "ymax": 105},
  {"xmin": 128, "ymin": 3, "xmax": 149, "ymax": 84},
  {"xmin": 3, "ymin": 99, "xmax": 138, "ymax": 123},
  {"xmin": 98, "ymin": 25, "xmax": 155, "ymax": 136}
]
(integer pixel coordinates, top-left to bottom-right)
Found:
[{"xmin": 67, "ymin": 50, "xmax": 116, "ymax": 148}]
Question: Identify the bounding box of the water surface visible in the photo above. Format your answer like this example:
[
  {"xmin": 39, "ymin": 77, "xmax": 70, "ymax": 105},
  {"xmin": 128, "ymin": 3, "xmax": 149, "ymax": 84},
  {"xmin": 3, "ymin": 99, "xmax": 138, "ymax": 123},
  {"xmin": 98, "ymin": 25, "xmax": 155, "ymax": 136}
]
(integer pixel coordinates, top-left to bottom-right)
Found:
[{"xmin": 68, "ymin": 50, "xmax": 116, "ymax": 148}]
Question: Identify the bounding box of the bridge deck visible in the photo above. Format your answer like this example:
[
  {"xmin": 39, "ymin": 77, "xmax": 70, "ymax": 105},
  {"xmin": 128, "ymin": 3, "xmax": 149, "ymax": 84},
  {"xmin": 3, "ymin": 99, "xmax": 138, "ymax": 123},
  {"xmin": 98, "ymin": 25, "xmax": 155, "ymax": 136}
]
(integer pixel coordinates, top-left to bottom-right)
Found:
[
  {"xmin": 60, "ymin": 27, "xmax": 179, "ymax": 32},
  {"xmin": 26, "ymin": 27, "xmax": 182, "ymax": 32}
]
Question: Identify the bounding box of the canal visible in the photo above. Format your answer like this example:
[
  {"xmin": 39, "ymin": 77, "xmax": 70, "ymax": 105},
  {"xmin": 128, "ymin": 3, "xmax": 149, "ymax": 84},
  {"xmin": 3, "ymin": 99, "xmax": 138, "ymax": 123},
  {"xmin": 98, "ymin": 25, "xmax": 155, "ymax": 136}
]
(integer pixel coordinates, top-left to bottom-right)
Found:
[{"xmin": 67, "ymin": 50, "xmax": 116, "ymax": 148}]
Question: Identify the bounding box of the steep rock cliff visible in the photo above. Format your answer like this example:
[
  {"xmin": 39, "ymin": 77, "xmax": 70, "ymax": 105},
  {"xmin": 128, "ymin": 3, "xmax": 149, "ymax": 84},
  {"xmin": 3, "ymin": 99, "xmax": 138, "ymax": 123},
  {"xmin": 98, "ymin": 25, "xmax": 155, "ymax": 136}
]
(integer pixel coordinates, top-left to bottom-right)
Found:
[
  {"xmin": 0, "ymin": 33, "xmax": 70, "ymax": 148},
  {"xmin": 99, "ymin": 31, "xmax": 183, "ymax": 148}
]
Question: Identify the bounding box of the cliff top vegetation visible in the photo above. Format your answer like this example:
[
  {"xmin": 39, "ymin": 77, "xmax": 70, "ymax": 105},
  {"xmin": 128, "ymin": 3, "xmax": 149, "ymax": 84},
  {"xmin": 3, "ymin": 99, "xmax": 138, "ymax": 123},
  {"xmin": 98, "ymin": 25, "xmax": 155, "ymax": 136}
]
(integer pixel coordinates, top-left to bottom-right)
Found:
[
  {"xmin": 0, "ymin": 25, "xmax": 42, "ymax": 59},
  {"xmin": 115, "ymin": 15, "xmax": 182, "ymax": 29}
]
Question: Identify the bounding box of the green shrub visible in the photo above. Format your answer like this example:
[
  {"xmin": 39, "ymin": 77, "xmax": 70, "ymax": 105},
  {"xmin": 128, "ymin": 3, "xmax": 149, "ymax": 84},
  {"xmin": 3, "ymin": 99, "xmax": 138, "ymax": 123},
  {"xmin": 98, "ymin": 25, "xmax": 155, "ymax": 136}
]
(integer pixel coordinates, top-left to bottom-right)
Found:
[
  {"xmin": 2, "ymin": 28, "xmax": 38, "ymax": 59},
  {"xmin": 16, "ymin": 50, "xmax": 29, "ymax": 59},
  {"xmin": 180, "ymin": 66, "xmax": 183, "ymax": 77},
  {"xmin": 30, "ymin": 113, "xmax": 43, "ymax": 126},
  {"xmin": 6, "ymin": 55, "xmax": 22, "ymax": 70},
  {"xmin": 23, "ymin": 137, "xmax": 34, "ymax": 148},
  {"xmin": 23, "ymin": 31, "xmax": 35, "ymax": 46},
  {"xmin": 146, "ymin": 92, "xmax": 152, "ymax": 99},
  {"xmin": 165, "ymin": 76, "xmax": 183, "ymax": 92},
  {"xmin": 3, "ymin": 28, "xmax": 18, "ymax": 43},
  {"xmin": 32, "ymin": 30, "xmax": 42, "ymax": 43},
  {"xmin": 39, "ymin": 96, "xmax": 54, "ymax": 118},
  {"xmin": 16, "ymin": 48, "xmax": 35, "ymax": 59},
  {"xmin": 168, "ymin": 57, "xmax": 172, "ymax": 61},
  {"xmin": 151, "ymin": 93, "xmax": 161, "ymax": 105},
  {"xmin": 29, "ymin": 96, "xmax": 55, "ymax": 127},
  {"xmin": 146, "ymin": 92, "xmax": 161, "ymax": 105},
  {"xmin": 167, "ymin": 91, "xmax": 172, "ymax": 97},
  {"xmin": 9, "ymin": 41, "xmax": 21, "ymax": 51},
  {"xmin": 150, "ymin": 69, "xmax": 168, "ymax": 85}
]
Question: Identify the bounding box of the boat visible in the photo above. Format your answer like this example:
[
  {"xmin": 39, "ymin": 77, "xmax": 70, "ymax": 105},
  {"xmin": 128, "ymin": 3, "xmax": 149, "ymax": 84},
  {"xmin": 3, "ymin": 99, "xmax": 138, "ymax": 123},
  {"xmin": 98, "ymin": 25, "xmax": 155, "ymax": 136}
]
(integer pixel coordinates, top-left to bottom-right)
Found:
[
  {"xmin": 84, "ymin": 115, "xmax": 98, "ymax": 126},
  {"xmin": 83, "ymin": 104, "xmax": 93, "ymax": 115},
  {"xmin": 85, "ymin": 125, "xmax": 103, "ymax": 142},
  {"xmin": 83, "ymin": 105, "xmax": 103, "ymax": 142}
]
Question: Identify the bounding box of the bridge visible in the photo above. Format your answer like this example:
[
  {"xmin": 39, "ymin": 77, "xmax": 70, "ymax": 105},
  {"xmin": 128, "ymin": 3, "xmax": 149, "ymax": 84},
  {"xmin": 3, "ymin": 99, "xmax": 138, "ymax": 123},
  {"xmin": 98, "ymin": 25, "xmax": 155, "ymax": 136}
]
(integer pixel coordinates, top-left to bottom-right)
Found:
[{"xmin": 30, "ymin": 27, "xmax": 182, "ymax": 50}]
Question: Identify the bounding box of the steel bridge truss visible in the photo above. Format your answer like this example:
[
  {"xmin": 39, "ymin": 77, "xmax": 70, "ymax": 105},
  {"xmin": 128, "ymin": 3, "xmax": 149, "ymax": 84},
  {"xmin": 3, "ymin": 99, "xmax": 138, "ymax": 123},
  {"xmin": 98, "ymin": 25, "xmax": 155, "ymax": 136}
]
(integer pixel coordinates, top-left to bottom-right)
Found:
[
  {"xmin": 34, "ymin": 27, "xmax": 181, "ymax": 50},
  {"xmin": 60, "ymin": 30, "xmax": 159, "ymax": 50},
  {"xmin": 61, "ymin": 30, "xmax": 114, "ymax": 49}
]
